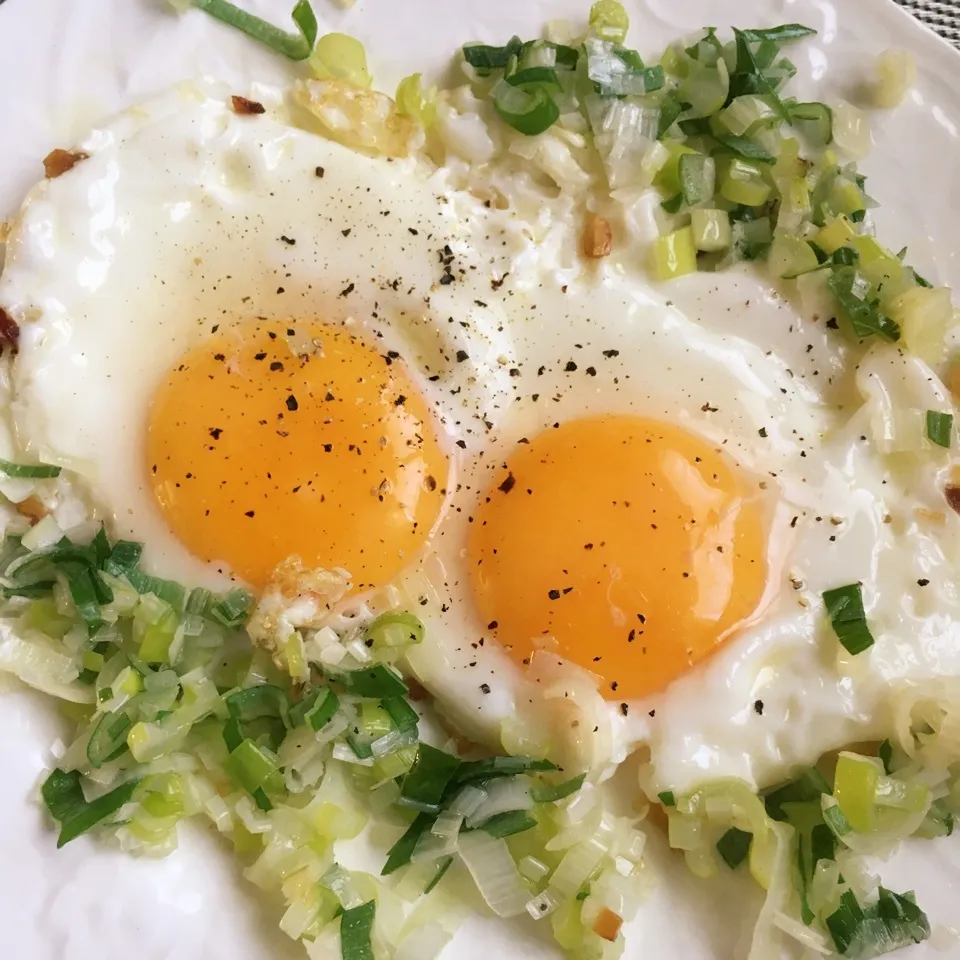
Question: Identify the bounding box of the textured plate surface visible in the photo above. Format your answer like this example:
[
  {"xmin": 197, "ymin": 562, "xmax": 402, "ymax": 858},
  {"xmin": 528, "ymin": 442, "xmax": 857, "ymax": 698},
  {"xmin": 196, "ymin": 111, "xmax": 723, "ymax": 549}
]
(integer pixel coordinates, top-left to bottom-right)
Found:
[{"xmin": 1, "ymin": 0, "xmax": 960, "ymax": 957}]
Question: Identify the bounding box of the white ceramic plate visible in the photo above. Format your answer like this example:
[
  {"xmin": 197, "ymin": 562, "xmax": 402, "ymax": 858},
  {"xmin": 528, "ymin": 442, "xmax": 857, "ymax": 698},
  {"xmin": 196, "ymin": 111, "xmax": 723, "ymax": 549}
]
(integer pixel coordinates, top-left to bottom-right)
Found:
[{"xmin": 2, "ymin": 1, "xmax": 960, "ymax": 957}]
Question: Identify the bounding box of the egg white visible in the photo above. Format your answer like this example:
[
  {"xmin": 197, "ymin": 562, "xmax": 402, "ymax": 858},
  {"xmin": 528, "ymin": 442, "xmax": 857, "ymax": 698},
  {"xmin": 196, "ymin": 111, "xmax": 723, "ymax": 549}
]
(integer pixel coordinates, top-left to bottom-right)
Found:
[{"xmin": 4, "ymin": 81, "xmax": 960, "ymax": 797}]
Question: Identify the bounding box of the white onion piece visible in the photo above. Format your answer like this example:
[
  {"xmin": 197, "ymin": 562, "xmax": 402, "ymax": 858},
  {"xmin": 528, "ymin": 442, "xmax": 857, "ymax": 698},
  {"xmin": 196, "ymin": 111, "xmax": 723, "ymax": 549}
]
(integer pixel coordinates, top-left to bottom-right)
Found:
[
  {"xmin": 457, "ymin": 832, "xmax": 530, "ymax": 918},
  {"xmin": 548, "ymin": 836, "xmax": 607, "ymax": 898},
  {"xmin": 448, "ymin": 784, "xmax": 488, "ymax": 818}
]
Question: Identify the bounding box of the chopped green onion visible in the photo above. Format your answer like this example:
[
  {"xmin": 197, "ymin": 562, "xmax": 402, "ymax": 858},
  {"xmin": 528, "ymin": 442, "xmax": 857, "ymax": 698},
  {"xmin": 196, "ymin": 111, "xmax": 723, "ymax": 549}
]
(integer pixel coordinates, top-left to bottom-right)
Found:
[
  {"xmin": 661, "ymin": 193, "xmax": 684, "ymax": 214},
  {"xmin": 225, "ymin": 738, "xmax": 281, "ymax": 796},
  {"xmin": 826, "ymin": 889, "xmax": 865, "ymax": 954},
  {"xmin": 506, "ymin": 66, "xmax": 562, "ymax": 91},
  {"xmin": 86, "ymin": 705, "xmax": 135, "ymax": 768},
  {"xmin": 68, "ymin": 567, "xmax": 106, "ymax": 633},
  {"xmin": 210, "ymin": 587, "xmax": 255, "ymax": 627},
  {"xmin": 396, "ymin": 73, "xmax": 437, "ymax": 128},
  {"xmin": 810, "ymin": 823, "xmax": 836, "ymax": 865},
  {"xmin": 785, "ymin": 103, "xmax": 832, "ymax": 151},
  {"xmin": 399, "ymin": 744, "xmax": 461, "ymax": 813},
  {"xmin": 289, "ymin": 686, "xmax": 340, "ymax": 731},
  {"xmin": 831, "ymin": 246, "xmax": 859, "ymax": 267},
  {"xmin": 382, "ymin": 812, "xmax": 432, "ymax": 875},
  {"xmin": 139, "ymin": 609, "xmax": 178, "ymax": 663},
  {"xmin": 926, "ymin": 411, "xmax": 953, "ymax": 448},
  {"xmin": 763, "ymin": 768, "xmax": 831, "ymax": 820},
  {"xmin": 678, "ymin": 153, "xmax": 715, "ymax": 206},
  {"xmin": 823, "ymin": 801, "xmax": 852, "ymax": 837},
  {"xmin": 41, "ymin": 768, "xmax": 140, "ymax": 847},
  {"xmin": 493, "ymin": 79, "xmax": 560, "ymax": 136},
  {"xmin": 716, "ymin": 826, "xmax": 752, "ymax": 869},
  {"xmin": 225, "ymin": 684, "xmax": 291, "ymax": 726},
  {"xmin": 424, "ymin": 856, "xmax": 453, "ymax": 893},
  {"xmin": 189, "ymin": 0, "xmax": 318, "ymax": 60},
  {"xmin": 523, "ymin": 40, "xmax": 579, "ymax": 70},
  {"xmin": 310, "ymin": 32, "xmax": 371, "ymax": 88},
  {"xmin": 728, "ymin": 28, "xmax": 790, "ymax": 122},
  {"xmin": 651, "ymin": 227, "xmax": 698, "ymax": 281},
  {"xmin": 532, "ymin": 773, "xmax": 586, "ymax": 803},
  {"xmin": 479, "ymin": 809, "xmax": 538, "ymax": 838},
  {"xmin": 823, "ymin": 583, "xmax": 876, "ymax": 655},
  {"xmin": 713, "ymin": 133, "xmax": 776, "ymax": 164},
  {"xmin": 455, "ymin": 756, "xmax": 557, "ymax": 785},
  {"xmin": 768, "ymin": 236, "xmax": 820, "ymax": 279},
  {"xmin": 363, "ymin": 611, "xmax": 424, "ymax": 652},
  {"xmin": 876, "ymin": 887, "xmax": 930, "ymax": 947},
  {"xmin": 381, "ymin": 696, "xmax": 419, "ymax": 733},
  {"xmin": 126, "ymin": 568, "xmax": 186, "ymax": 612},
  {"xmin": 741, "ymin": 24, "xmax": 817, "ymax": 43},
  {"xmin": 834, "ymin": 753, "xmax": 881, "ymax": 833},
  {"xmin": 588, "ymin": 0, "xmax": 629, "ymax": 42},
  {"xmin": 878, "ymin": 738, "xmax": 894, "ymax": 775},
  {"xmin": 185, "ymin": 587, "xmax": 212, "ymax": 616},
  {"xmin": 463, "ymin": 36, "xmax": 522, "ymax": 72},
  {"xmin": 340, "ymin": 900, "xmax": 376, "ymax": 960},
  {"xmin": 659, "ymin": 790, "xmax": 676, "ymax": 807},
  {"xmin": 691, "ymin": 209, "xmax": 732, "ymax": 252},
  {"xmin": 335, "ymin": 664, "xmax": 408, "ymax": 699},
  {"xmin": 103, "ymin": 540, "xmax": 143, "ymax": 577},
  {"xmin": 0, "ymin": 459, "xmax": 61, "ymax": 478}
]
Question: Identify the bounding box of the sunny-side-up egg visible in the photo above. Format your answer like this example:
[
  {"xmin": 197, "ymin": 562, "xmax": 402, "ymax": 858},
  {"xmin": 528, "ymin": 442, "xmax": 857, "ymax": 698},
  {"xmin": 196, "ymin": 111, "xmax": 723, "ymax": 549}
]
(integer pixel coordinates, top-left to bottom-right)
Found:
[{"xmin": 3, "ymin": 77, "xmax": 960, "ymax": 799}]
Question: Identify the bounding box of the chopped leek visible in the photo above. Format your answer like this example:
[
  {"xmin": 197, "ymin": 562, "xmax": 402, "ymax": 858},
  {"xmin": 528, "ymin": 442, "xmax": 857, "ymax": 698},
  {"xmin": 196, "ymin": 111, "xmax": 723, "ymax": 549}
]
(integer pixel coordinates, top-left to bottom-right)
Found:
[
  {"xmin": 493, "ymin": 80, "xmax": 560, "ymax": 136},
  {"xmin": 399, "ymin": 744, "xmax": 461, "ymax": 813},
  {"xmin": 311, "ymin": 32, "xmax": 371, "ymax": 88},
  {"xmin": 834, "ymin": 752, "xmax": 881, "ymax": 833},
  {"xmin": 456, "ymin": 756, "xmax": 557, "ymax": 784},
  {"xmin": 383, "ymin": 812, "xmax": 433, "ymax": 875},
  {"xmin": 210, "ymin": 587, "xmax": 255, "ymax": 627},
  {"xmin": 335, "ymin": 663, "xmax": 408, "ymax": 698},
  {"xmin": 875, "ymin": 49, "xmax": 917, "ymax": 110},
  {"xmin": 363, "ymin": 611, "xmax": 424, "ymax": 652},
  {"xmin": 463, "ymin": 36, "xmax": 523, "ymax": 73},
  {"xmin": 926, "ymin": 411, "xmax": 953, "ymax": 448},
  {"xmin": 41, "ymin": 768, "xmax": 140, "ymax": 847},
  {"xmin": 340, "ymin": 900, "xmax": 376, "ymax": 960},
  {"xmin": 823, "ymin": 583, "xmax": 875, "ymax": 655},
  {"xmin": 691, "ymin": 209, "xmax": 732, "ymax": 252},
  {"xmin": 651, "ymin": 227, "xmax": 697, "ymax": 280},
  {"xmin": 588, "ymin": 1, "xmax": 629, "ymax": 43},
  {"xmin": 86, "ymin": 704, "xmax": 135, "ymax": 768},
  {"xmin": 187, "ymin": 0, "xmax": 318, "ymax": 60},
  {"xmin": 396, "ymin": 73, "xmax": 437, "ymax": 128},
  {"xmin": 478, "ymin": 809, "xmax": 538, "ymax": 838},
  {"xmin": 532, "ymin": 773, "xmax": 586, "ymax": 803},
  {"xmin": 0, "ymin": 459, "xmax": 61, "ymax": 478},
  {"xmin": 716, "ymin": 826, "xmax": 751, "ymax": 869}
]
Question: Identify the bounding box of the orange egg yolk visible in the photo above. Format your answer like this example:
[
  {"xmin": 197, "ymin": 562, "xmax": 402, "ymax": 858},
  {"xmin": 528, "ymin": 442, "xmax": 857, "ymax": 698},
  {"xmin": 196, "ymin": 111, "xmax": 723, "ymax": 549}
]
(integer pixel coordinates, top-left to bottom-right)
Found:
[
  {"xmin": 147, "ymin": 319, "xmax": 448, "ymax": 588},
  {"xmin": 468, "ymin": 415, "xmax": 768, "ymax": 700}
]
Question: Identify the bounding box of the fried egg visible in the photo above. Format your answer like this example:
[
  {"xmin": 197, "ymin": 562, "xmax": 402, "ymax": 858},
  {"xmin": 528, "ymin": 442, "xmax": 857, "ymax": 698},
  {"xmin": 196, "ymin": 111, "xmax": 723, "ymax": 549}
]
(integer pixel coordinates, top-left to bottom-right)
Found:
[{"xmin": 3, "ymin": 80, "xmax": 959, "ymax": 796}]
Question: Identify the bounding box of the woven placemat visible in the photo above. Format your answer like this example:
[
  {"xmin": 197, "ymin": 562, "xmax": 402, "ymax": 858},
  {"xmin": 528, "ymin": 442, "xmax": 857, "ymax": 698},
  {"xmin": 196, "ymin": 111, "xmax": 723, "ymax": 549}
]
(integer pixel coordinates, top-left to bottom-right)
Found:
[{"xmin": 896, "ymin": 0, "xmax": 960, "ymax": 43}]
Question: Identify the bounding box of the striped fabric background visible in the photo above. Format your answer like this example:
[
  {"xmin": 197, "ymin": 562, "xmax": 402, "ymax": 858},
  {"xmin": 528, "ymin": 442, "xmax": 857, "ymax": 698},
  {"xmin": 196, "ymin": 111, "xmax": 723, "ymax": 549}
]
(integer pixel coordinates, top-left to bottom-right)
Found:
[
  {"xmin": 896, "ymin": 0, "xmax": 960, "ymax": 43},
  {"xmin": 0, "ymin": 0, "xmax": 959, "ymax": 41}
]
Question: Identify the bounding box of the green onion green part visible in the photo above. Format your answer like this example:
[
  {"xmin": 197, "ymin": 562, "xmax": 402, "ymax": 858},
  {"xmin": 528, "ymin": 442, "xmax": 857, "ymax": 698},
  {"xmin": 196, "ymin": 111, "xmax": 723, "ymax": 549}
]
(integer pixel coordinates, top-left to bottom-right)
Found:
[
  {"xmin": 190, "ymin": 0, "xmax": 318, "ymax": 60},
  {"xmin": 926, "ymin": 410, "xmax": 953, "ymax": 448},
  {"xmin": 823, "ymin": 582, "xmax": 876, "ymax": 655}
]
